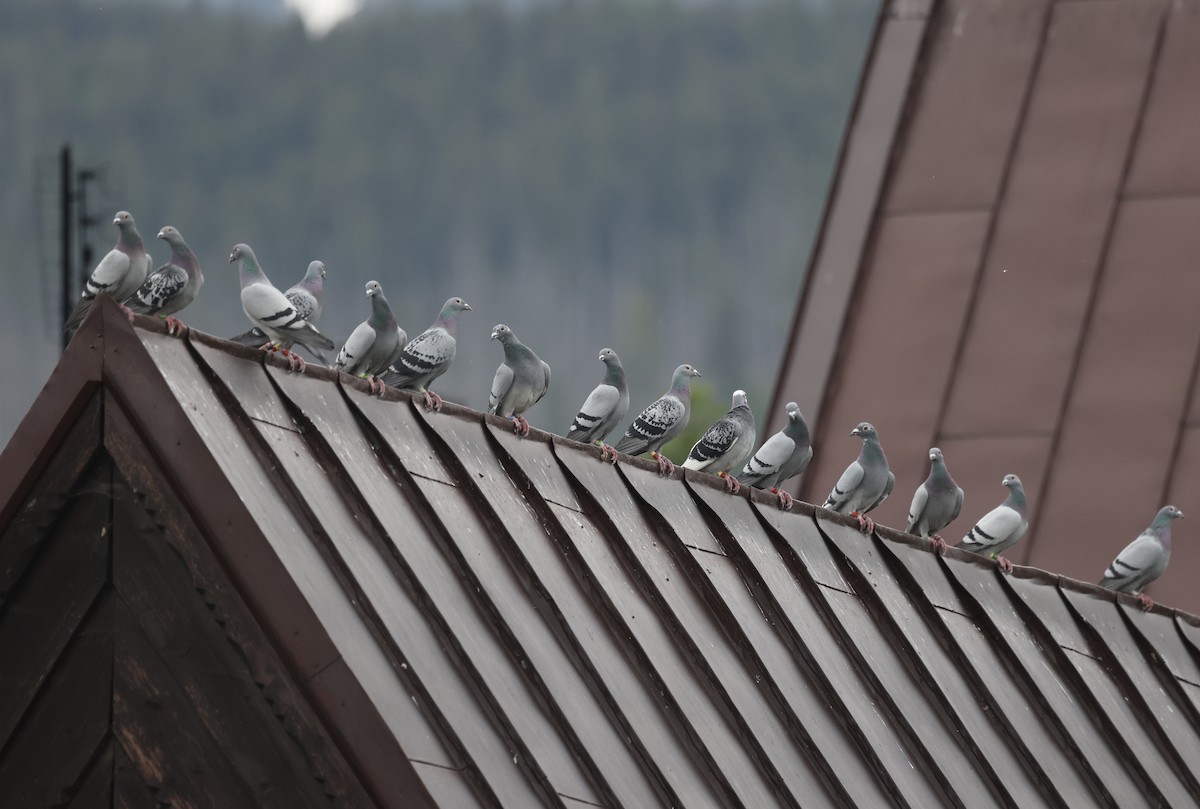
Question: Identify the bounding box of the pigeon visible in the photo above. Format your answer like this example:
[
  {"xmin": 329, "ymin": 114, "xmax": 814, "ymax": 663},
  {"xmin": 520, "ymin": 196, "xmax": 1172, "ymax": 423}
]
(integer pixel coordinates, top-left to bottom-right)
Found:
[
  {"xmin": 683, "ymin": 389, "xmax": 757, "ymax": 493},
  {"xmin": 334, "ymin": 281, "xmax": 407, "ymax": 395},
  {"xmin": 486, "ymin": 324, "xmax": 552, "ymax": 436},
  {"xmin": 739, "ymin": 401, "xmax": 812, "ymax": 510},
  {"xmin": 955, "ymin": 474, "xmax": 1028, "ymax": 572},
  {"xmin": 566, "ymin": 348, "xmax": 630, "ymax": 462},
  {"xmin": 228, "ymin": 244, "xmax": 335, "ymax": 372},
  {"xmin": 64, "ymin": 211, "xmax": 151, "ymax": 334},
  {"xmin": 906, "ymin": 447, "xmax": 964, "ymax": 553},
  {"xmin": 380, "ymin": 296, "xmax": 472, "ymax": 411},
  {"xmin": 124, "ymin": 225, "xmax": 203, "ymax": 336},
  {"xmin": 613, "ymin": 364, "xmax": 702, "ymax": 475},
  {"xmin": 823, "ymin": 422, "xmax": 895, "ymax": 533},
  {"xmin": 231, "ymin": 260, "xmax": 327, "ymax": 360},
  {"xmin": 1099, "ymin": 505, "xmax": 1182, "ymax": 610}
]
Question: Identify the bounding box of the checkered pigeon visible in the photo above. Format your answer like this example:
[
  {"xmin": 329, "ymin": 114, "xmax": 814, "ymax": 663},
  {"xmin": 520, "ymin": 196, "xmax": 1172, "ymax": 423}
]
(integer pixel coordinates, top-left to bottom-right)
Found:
[
  {"xmin": 683, "ymin": 389, "xmax": 756, "ymax": 493},
  {"xmin": 124, "ymin": 225, "xmax": 203, "ymax": 336},
  {"xmin": 613, "ymin": 364, "xmax": 702, "ymax": 475},
  {"xmin": 380, "ymin": 296, "xmax": 472, "ymax": 411}
]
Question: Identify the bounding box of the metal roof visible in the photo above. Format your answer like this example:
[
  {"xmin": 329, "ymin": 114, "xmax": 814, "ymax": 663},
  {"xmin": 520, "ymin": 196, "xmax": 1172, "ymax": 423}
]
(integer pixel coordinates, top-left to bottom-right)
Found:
[
  {"xmin": 772, "ymin": 0, "xmax": 1200, "ymax": 612},
  {"xmin": 3, "ymin": 297, "xmax": 1200, "ymax": 807}
]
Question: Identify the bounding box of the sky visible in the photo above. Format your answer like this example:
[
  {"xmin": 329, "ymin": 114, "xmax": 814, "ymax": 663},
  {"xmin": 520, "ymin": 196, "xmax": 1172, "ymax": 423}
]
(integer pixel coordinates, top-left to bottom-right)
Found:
[{"xmin": 285, "ymin": 0, "xmax": 358, "ymax": 33}]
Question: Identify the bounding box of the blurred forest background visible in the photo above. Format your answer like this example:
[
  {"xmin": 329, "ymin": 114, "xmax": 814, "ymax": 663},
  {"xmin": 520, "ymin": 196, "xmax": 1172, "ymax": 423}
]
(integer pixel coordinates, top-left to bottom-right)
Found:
[{"xmin": 0, "ymin": 0, "xmax": 876, "ymax": 457}]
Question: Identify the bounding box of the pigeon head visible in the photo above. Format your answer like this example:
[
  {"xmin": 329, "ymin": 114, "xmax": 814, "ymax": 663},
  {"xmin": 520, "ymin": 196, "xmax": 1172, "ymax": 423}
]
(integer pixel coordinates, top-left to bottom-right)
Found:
[
  {"xmin": 366, "ymin": 280, "xmax": 382, "ymax": 298},
  {"xmin": 112, "ymin": 211, "xmax": 144, "ymax": 250},
  {"xmin": 1002, "ymin": 473, "xmax": 1022, "ymax": 490},
  {"xmin": 850, "ymin": 422, "xmax": 877, "ymax": 440},
  {"xmin": 229, "ymin": 243, "xmax": 251, "ymax": 264},
  {"xmin": 156, "ymin": 225, "xmax": 179, "ymax": 243},
  {"xmin": 1153, "ymin": 505, "xmax": 1184, "ymax": 526},
  {"xmin": 731, "ymin": 389, "xmax": 749, "ymax": 408},
  {"xmin": 113, "ymin": 211, "xmax": 135, "ymax": 228},
  {"xmin": 785, "ymin": 402, "xmax": 801, "ymax": 420},
  {"xmin": 599, "ymin": 347, "xmax": 620, "ymax": 365},
  {"xmin": 677, "ymin": 364, "xmax": 701, "ymax": 378},
  {"xmin": 439, "ymin": 296, "xmax": 472, "ymax": 318},
  {"xmin": 490, "ymin": 323, "xmax": 514, "ymax": 343},
  {"xmin": 929, "ymin": 447, "xmax": 943, "ymax": 462},
  {"xmin": 304, "ymin": 260, "xmax": 326, "ymax": 284}
]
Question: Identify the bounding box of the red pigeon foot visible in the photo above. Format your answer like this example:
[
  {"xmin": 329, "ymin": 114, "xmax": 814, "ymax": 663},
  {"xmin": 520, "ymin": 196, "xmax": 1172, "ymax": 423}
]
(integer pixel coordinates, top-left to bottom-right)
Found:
[
  {"xmin": 719, "ymin": 472, "xmax": 740, "ymax": 494},
  {"xmin": 284, "ymin": 350, "xmax": 306, "ymax": 373},
  {"xmin": 930, "ymin": 535, "xmax": 948, "ymax": 556},
  {"xmin": 1136, "ymin": 593, "xmax": 1154, "ymax": 611},
  {"xmin": 996, "ymin": 555, "xmax": 1014, "ymax": 574},
  {"xmin": 653, "ymin": 451, "xmax": 675, "ymax": 476},
  {"xmin": 258, "ymin": 343, "xmax": 276, "ymax": 353},
  {"xmin": 771, "ymin": 487, "xmax": 794, "ymax": 511},
  {"xmin": 164, "ymin": 316, "xmax": 188, "ymax": 337},
  {"xmin": 511, "ymin": 416, "xmax": 530, "ymax": 437},
  {"xmin": 367, "ymin": 376, "xmax": 386, "ymax": 396},
  {"xmin": 424, "ymin": 391, "xmax": 444, "ymax": 412},
  {"xmin": 119, "ymin": 303, "xmax": 136, "ymax": 323},
  {"xmin": 853, "ymin": 512, "xmax": 875, "ymax": 534},
  {"xmin": 597, "ymin": 443, "xmax": 618, "ymax": 464}
]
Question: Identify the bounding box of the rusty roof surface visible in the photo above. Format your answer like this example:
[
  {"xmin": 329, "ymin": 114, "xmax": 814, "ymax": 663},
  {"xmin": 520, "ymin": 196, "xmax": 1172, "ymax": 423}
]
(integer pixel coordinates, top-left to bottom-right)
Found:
[
  {"xmin": 4, "ymin": 298, "xmax": 1200, "ymax": 807},
  {"xmin": 773, "ymin": 0, "xmax": 1200, "ymax": 612}
]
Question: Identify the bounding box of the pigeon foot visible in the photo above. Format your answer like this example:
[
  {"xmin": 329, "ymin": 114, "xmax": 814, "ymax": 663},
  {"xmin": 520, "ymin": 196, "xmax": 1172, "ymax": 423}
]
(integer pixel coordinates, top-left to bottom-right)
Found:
[
  {"xmin": 852, "ymin": 512, "xmax": 875, "ymax": 534},
  {"xmin": 423, "ymin": 391, "xmax": 444, "ymax": 412},
  {"xmin": 1136, "ymin": 593, "xmax": 1154, "ymax": 611},
  {"xmin": 996, "ymin": 555, "xmax": 1014, "ymax": 574},
  {"xmin": 930, "ymin": 535, "xmax": 948, "ymax": 556},
  {"xmin": 652, "ymin": 451, "xmax": 675, "ymax": 476},
  {"xmin": 164, "ymin": 316, "xmax": 188, "ymax": 337},
  {"xmin": 367, "ymin": 376, "xmax": 386, "ymax": 396},
  {"xmin": 511, "ymin": 415, "xmax": 531, "ymax": 437},
  {"xmin": 771, "ymin": 487, "xmax": 794, "ymax": 511},
  {"xmin": 597, "ymin": 443, "xmax": 618, "ymax": 464},
  {"xmin": 119, "ymin": 303, "xmax": 136, "ymax": 323},
  {"xmin": 719, "ymin": 472, "xmax": 740, "ymax": 494},
  {"xmin": 282, "ymin": 349, "xmax": 306, "ymax": 373}
]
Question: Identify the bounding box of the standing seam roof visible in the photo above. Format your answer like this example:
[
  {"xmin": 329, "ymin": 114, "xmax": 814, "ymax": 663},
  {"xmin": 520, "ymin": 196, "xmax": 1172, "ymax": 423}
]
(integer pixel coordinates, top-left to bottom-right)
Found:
[{"xmin": 4, "ymin": 299, "xmax": 1200, "ymax": 806}]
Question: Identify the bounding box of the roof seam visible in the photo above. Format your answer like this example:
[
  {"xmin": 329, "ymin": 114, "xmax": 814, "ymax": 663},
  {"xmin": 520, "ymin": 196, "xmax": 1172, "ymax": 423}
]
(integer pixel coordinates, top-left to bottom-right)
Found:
[{"xmin": 1025, "ymin": 4, "xmax": 1172, "ymax": 566}]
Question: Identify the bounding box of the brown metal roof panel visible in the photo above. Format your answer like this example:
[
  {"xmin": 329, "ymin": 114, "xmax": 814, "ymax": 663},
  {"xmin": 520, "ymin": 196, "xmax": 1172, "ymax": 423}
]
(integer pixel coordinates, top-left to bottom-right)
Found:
[
  {"xmin": 682, "ymin": 491, "xmax": 898, "ymax": 808},
  {"xmin": 871, "ymin": 531, "xmax": 969, "ymax": 614},
  {"xmin": 1061, "ymin": 590, "xmax": 1200, "ymax": 789},
  {"xmin": 340, "ymin": 383, "xmax": 455, "ymax": 487},
  {"xmin": 885, "ymin": 0, "xmax": 1051, "ymax": 212},
  {"xmin": 1161, "ymin": 428, "xmax": 1200, "ymax": 610},
  {"xmin": 609, "ymin": 469, "xmax": 828, "ymax": 806},
  {"xmin": 1027, "ymin": 196, "xmax": 1200, "ymax": 586},
  {"xmin": 751, "ymin": 501, "xmax": 854, "ymax": 594},
  {"xmin": 820, "ymin": 519, "xmax": 1042, "ymax": 806},
  {"xmin": 771, "ymin": 8, "xmax": 930, "ymax": 431},
  {"xmin": 410, "ymin": 763, "xmax": 485, "ymax": 809},
  {"xmin": 1121, "ymin": 606, "xmax": 1200, "ymax": 687},
  {"xmin": 941, "ymin": 0, "xmax": 1164, "ymax": 436},
  {"xmin": 794, "ymin": 210, "xmax": 989, "ymax": 514},
  {"xmin": 552, "ymin": 450, "xmax": 785, "ymax": 807},
  {"xmin": 543, "ymin": 499, "xmax": 724, "ymax": 809},
  {"xmin": 946, "ymin": 564, "xmax": 1136, "ymax": 806},
  {"xmin": 1125, "ymin": 1, "xmax": 1200, "ymax": 197}
]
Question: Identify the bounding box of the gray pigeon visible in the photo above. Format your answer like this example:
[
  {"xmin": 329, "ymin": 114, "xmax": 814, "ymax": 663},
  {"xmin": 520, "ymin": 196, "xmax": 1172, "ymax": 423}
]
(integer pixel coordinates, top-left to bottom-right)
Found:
[
  {"xmin": 228, "ymin": 244, "xmax": 335, "ymax": 372},
  {"xmin": 124, "ymin": 225, "xmax": 203, "ymax": 336},
  {"xmin": 380, "ymin": 296, "xmax": 472, "ymax": 411},
  {"xmin": 613, "ymin": 364, "xmax": 702, "ymax": 475},
  {"xmin": 1099, "ymin": 505, "xmax": 1182, "ymax": 609},
  {"xmin": 956, "ymin": 474, "xmax": 1028, "ymax": 572},
  {"xmin": 334, "ymin": 281, "xmax": 407, "ymax": 395},
  {"xmin": 231, "ymin": 260, "xmax": 327, "ymax": 360},
  {"xmin": 64, "ymin": 211, "xmax": 151, "ymax": 334},
  {"xmin": 906, "ymin": 447, "xmax": 964, "ymax": 551},
  {"xmin": 486, "ymin": 324, "xmax": 552, "ymax": 436},
  {"xmin": 823, "ymin": 422, "xmax": 895, "ymax": 533},
  {"xmin": 683, "ymin": 389, "xmax": 757, "ymax": 493},
  {"xmin": 566, "ymin": 348, "xmax": 630, "ymax": 461},
  {"xmin": 739, "ymin": 401, "xmax": 812, "ymax": 510}
]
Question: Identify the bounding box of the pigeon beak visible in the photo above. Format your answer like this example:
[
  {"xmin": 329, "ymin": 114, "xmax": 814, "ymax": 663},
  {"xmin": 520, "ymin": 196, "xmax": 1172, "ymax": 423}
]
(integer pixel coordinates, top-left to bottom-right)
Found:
[
  {"xmin": 490, "ymin": 330, "xmax": 500, "ymax": 341},
  {"xmin": 850, "ymin": 428, "xmax": 861, "ymax": 437},
  {"xmin": 463, "ymin": 303, "xmax": 473, "ymax": 311},
  {"xmin": 1179, "ymin": 511, "xmax": 1186, "ymax": 519},
  {"xmin": 156, "ymin": 229, "xmax": 166, "ymax": 240},
  {"xmin": 228, "ymin": 252, "xmax": 236, "ymax": 264}
]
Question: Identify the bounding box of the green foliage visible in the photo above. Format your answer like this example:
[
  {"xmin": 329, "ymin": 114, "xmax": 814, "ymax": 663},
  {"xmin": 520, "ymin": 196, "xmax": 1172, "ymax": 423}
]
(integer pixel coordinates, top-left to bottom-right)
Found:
[{"xmin": 0, "ymin": 0, "xmax": 877, "ymax": 445}]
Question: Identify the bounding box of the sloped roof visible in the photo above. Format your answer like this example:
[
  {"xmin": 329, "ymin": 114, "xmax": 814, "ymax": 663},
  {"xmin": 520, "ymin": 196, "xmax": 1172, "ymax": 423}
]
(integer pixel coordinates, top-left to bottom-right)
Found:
[
  {"xmin": 772, "ymin": 0, "xmax": 1200, "ymax": 611},
  {"xmin": 3, "ymin": 296, "xmax": 1200, "ymax": 807}
]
